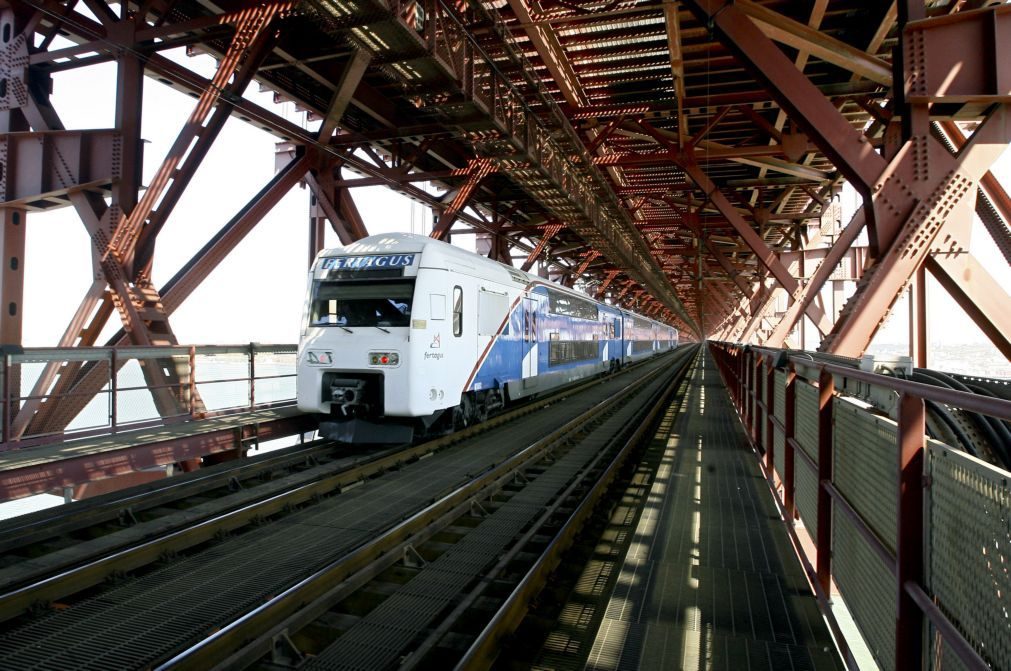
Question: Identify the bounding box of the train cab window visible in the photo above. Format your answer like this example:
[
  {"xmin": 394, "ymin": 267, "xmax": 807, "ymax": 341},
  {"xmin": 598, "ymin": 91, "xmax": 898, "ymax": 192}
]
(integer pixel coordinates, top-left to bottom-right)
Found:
[
  {"xmin": 452, "ymin": 286, "xmax": 463, "ymax": 336},
  {"xmin": 309, "ymin": 280, "xmax": 414, "ymax": 328}
]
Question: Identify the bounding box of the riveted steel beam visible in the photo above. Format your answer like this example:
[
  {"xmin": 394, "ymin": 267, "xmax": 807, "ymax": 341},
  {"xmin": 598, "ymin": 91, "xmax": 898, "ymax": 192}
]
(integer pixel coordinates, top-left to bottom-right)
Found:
[
  {"xmin": 679, "ymin": 157, "xmax": 833, "ymax": 335},
  {"xmin": 735, "ymin": 0, "xmax": 893, "ymax": 86},
  {"xmin": 680, "ymin": 0, "xmax": 887, "ymax": 200},
  {"xmin": 430, "ymin": 159, "xmax": 495, "ymax": 240},
  {"xmin": 131, "ymin": 5, "xmax": 291, "ymax": 274},
  {"xmin": 0, "ymin": 208, "xmax": 25, "ymax": 346}
]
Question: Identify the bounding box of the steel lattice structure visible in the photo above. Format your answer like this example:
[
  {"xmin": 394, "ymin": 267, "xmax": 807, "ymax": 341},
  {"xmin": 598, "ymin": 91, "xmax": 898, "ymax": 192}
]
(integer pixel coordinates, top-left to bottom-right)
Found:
[{"xmin": 1, "ymin": 0, "xmax": 1010, "ymax": 437}]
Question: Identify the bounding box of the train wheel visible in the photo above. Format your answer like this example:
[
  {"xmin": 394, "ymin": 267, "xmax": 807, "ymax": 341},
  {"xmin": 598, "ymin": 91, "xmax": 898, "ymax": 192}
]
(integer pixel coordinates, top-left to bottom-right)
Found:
[
  {"xmin": 454, "ymin": 394, "xmax": 474, "ymax": 430},
  {"xmin": 473, "ymin": 393, "xmax": 489, "ymax": 424},
  {"xmin": 452, "ymin": 405, "xmax": 467, "ymax": 430}
]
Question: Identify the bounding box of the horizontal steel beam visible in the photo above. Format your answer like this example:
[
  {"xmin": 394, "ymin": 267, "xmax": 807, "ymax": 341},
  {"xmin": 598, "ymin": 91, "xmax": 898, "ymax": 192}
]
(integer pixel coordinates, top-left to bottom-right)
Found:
[{"xmin": 0, "ymin": 412, "xmax": 315, "ymax": 502}]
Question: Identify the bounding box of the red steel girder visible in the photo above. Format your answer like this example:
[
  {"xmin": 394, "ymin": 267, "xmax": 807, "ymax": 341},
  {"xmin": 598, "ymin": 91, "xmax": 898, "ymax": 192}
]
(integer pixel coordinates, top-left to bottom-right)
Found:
[
  {"xmin": 0, "ymin": 130, "xmax": 123, "ymax": 208},
  {"xmin": 591, "ymin": 141, "xmax": 814, "ymax": 167},
  {"xmin": 573, "ymin": 250, "xmax": 602, "ymax": 277},
  {"xmin": 686, "ymin": 1, "xmax": 1011, "ymax": 356},
  {"xmin": 680, "ymin": 0, "xmax": 887, "ymax": 198},
  {"xmin": 521, "ymin": 223, "xmax": 564, "ymax": 272},
  {"xmin": 678, "ymin": 157, "xmax": 833, "ymax": 335},
  {"xmin": 430, "ymin": 159, "xmax": 496, "ymax": 240},
  {"xmin": 595, "ymin": 270, "xmax": 621, "ymax": 299},
  {"xmin": 822, "ymin": 104, "xmax": 1011, "ymax": 357},
  {"xmin": 17, "ymin": 153, "xmax": 311, "ymax": 436},
  {"xmin": 0, "ymin": 412, "xmax": 316, "ymax": 502},
  {"xmin": 0, "ymin": 208, "xmax": 25, "ymax": 347},
  {"xmin": 131, "ymin": 3, "xmax": 292, "ymax": 275}
]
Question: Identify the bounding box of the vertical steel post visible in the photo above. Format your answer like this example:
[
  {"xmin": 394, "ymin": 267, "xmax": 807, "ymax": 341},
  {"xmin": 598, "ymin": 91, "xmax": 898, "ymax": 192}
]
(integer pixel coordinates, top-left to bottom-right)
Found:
[
  {"xmin": 1, "ymin": 351, "xmax": 9, "ymax": 446},
  {"xmin": 309, "ymin": 195, "xmax": 325, "ymax": 267},
  {"xmin": 743, "ymin": 350, "xmax": 752, "ymax": 428},
  {"xmin": 765, "ymin": 356, "xmax": 775, "ymax": 478},
  {"xmin": 1, "ymin": 209, "xmax": 26, "ymax": 347},
  {"xmin": 783, "ymin": 363, "xmax": 797, "ymax": 519},
  {"xmin": 110, "ymin": 348, "xmax": 118, "ymax": 433},
  {"xmin": 895, "ymin": 392, "xmax": 926, "ymax": 669},
  {"xmin": 740, "ymin": 347, "xmax": 748, "ymax": 406},
  {"xmin": 752, "ymin": 355, "xmax": 762, "ymax": 443},
  {"xmin": 249, "ymin": 343, "xmax": 256, "ymax": 410},
  {"xmin": 910, "ymin": 266, "xmax": 928, "ymax": 368},
  {"xmin": 188, "ymin": 346, "xmax": 197, "ymax": 417},
  {"xmin": 816, "ymin": 367, "xmax": 835, "ymax": 595}
]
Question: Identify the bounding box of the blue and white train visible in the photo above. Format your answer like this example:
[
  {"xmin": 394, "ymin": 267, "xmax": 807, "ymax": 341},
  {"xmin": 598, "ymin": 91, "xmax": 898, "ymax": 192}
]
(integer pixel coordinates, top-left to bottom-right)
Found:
[{"xmin": 297, "ymin": 233, "xmax": 678, "ymax": 442}]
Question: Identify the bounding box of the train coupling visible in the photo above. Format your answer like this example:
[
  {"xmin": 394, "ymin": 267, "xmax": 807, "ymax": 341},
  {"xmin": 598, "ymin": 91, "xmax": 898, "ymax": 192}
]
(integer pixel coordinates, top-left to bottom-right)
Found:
[{"xmin": 329, "ymin": 377, "xmax": 369, "ymax": 414}]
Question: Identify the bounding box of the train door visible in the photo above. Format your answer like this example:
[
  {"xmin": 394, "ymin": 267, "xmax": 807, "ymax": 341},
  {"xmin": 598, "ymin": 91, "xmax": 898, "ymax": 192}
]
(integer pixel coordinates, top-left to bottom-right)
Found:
[{"xmin": 522, "ymin": 296, "xmax": 538, "ymax": 381}]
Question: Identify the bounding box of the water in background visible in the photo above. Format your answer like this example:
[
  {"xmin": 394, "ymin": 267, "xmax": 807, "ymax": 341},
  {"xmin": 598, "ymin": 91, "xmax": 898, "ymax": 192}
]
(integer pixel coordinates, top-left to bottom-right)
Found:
[{"xmin": 13, "ymin": 355, "xmax": 295, "ymax": 436}]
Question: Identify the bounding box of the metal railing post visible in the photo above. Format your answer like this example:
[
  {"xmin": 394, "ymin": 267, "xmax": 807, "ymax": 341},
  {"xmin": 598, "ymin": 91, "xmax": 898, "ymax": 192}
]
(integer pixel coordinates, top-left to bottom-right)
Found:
[
  {"xmin": 1, "ymin": 352, "xmax": 9, "ymax": 445},
  {"xmin": 752, "ymin": 355, "xmax": 763, "ymax": 443},
  {"xmin": 110, "ymin": 348, "xmax": 118, "ymax": 433},
  {"xmin": 816, "ymin": 366, "xmax": 835, "ymax": 596},
  {"xmin": 744, "ymin": 350, "xmax": 753, "ymax": 436},
  {"xmin": 895, "ymin": 392, "xmax": 926, "ymax": 670},
  {"xmin": 783, "ymin": 363, "xmax": 797, "ymax": 520},
  {"xmin": 188, "ymin": 346, "xmax": 197, "ymax": 417},
  {"xmin": 765, "ymin": 356, "xmax": 775, "ymax": 477},
  {"xmin": 249, "ymin": 343, "xmax": 256, "ymax": 411}
]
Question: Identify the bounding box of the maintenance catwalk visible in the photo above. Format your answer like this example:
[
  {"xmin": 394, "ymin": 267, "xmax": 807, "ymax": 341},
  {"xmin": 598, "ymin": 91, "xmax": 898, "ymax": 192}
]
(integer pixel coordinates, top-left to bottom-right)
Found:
[{"xmin": 541, "ymin": 350, "xmax": 842, "ymax": 671}]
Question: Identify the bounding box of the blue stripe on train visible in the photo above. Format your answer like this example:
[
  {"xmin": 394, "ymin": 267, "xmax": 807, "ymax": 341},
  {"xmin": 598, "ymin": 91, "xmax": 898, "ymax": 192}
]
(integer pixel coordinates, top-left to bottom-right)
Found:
[{"xmin": 468, "ymin": 292, "xmax": 624, "ymax": 393}]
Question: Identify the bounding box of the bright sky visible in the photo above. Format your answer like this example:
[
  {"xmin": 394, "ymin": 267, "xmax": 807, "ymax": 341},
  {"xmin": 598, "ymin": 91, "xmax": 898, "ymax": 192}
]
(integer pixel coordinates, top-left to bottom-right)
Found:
[
  {"xmin": 17, "ymin": 41, "xmax": 1011, "ymax": 364},
  {"xmin": 23, "ymin": 48, "xmax": 439, "ymax": 346},
  {"xmin": 842, "ymin": 149, "xmax": 1011, "ymax": 350}
]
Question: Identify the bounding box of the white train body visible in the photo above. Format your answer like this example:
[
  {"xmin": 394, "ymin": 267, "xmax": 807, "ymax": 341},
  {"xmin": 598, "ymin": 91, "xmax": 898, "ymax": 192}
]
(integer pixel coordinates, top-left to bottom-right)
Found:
[{"xmin": 297, "ymin": 233, "xmax": 677, "ymax": 440}]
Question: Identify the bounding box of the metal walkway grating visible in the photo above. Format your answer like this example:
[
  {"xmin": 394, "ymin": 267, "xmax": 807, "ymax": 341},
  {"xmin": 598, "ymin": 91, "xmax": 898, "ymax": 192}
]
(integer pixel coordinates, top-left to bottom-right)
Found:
[
  {"xmin": 306, "ymin": 373, "xmax": 665, "ymax": 670},
  {"xmin": 584, "ymin": 351, "xmax": 842, "ymax": 671}
]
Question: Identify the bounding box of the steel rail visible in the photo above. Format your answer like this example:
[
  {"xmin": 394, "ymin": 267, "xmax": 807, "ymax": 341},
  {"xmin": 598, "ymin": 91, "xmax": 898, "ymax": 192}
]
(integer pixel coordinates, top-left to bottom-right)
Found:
[
  {"xmin": 447, "ymin": 347, "xmax": 698, "ymax": 670},
  {"xmin": 0, "ymin": 354, "xmax": 675, "ymax": 630},
  {"xmin": 0, "ymin": 437, "xmax": 337, "ymax": 553},
  {"xmin": 1, "ymin": 350, "xmax": 664, "ymax": 554},
  {"xmin": 156, "ymin": 352, "xmax": 690, "ymax": 670}
]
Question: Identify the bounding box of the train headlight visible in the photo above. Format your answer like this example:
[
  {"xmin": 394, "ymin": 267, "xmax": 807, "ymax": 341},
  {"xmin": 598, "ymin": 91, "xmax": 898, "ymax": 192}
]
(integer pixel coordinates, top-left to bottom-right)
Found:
[
  {"xmin": 369, "ymin": 351, "xmax": 400, "ymax": 366},
  {"xmin": 307, "ymin": 350, "xmax": 333, "ymax": 365}
]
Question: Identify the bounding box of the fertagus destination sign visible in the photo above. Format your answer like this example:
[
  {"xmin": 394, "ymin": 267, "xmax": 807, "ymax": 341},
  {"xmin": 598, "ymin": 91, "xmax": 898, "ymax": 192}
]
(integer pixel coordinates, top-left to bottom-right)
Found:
[{"xmin": 320, "ymin": 254, "xmax": 416, "ymax": 270}]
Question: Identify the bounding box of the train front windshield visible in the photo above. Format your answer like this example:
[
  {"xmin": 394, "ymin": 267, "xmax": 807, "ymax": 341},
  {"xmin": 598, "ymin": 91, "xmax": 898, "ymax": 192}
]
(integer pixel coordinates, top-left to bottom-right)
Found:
[{"xmin": 308, "ymin": 280, "xmax": 414, "ymax": 328}]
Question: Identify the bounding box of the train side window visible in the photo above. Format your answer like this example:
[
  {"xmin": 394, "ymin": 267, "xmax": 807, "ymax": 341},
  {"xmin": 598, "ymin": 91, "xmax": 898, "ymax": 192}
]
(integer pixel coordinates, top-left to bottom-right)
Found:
[{"xmin": 452, "ymin": 286, "xmax": 463, "ymax": 336}]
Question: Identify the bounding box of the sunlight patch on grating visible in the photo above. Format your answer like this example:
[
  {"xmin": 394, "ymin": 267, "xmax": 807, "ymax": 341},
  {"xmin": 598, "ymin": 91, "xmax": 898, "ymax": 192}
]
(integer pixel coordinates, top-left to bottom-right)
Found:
[{"xmin": 584, "ymin": 354, "xmax": 841, "ymax": 671}]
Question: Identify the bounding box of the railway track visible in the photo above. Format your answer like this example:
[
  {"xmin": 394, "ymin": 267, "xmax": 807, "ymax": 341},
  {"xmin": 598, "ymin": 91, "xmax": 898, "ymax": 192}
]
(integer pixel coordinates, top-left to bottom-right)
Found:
[
  {"xmin": 0, "ymin": 347, "xmax": 696, "ymax": 669},
  {"xmin": 0, "ymin": 353, "xmax": 663, "ymax": 619}
]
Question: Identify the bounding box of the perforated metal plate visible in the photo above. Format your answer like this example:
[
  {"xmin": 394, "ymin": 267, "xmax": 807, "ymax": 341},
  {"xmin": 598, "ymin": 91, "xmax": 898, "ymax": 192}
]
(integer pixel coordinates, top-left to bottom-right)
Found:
[
  {"xmin": 794, "ymin": 458, "xmax": 818, "ymax": 539},
  {"xmin": 832, "ymin": 506, "xmax": 896, "ymax": 671},
  {"xmin": 926, "ymin": 443, "xmax": 1011, "ymax": 670},
  {"xmin": 772, "ymin": 372, "xmax": 787, "ymax": 481},
  {"xmin": 795, "ymin": 382, "xmax": 819, "ymax": 464},
  {"xmin": 833, "ymin": 399, "xmax": 897, "ymax": 551},
  {"xmin": 774, "ymin": 371, "xmax": 787, "ymax": 422}
]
